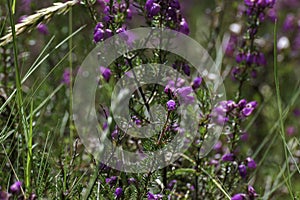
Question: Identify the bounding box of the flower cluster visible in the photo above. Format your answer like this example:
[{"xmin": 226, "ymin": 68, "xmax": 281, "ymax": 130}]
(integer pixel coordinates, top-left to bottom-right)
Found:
[
  {"xmin": 144, "ymin": 0, "xmax": 189, "ymax": 34},
  {"xmin": 231, "ymin": 185, "xmax": 258, "ymax": 200},
  {"xmin": 0, "ymin": 181, "xmax": 37, "ymax": 200},
  {"xmin": 93, "ymin": 1, "xmax": 131, "ymax": 43},
  {"xmin": 231, "ymin": 0, "xmax": 276, "ymax": 81},
  {"xmin": 212, "ymin": 99, "xmax": 258, "ymax": 125}
]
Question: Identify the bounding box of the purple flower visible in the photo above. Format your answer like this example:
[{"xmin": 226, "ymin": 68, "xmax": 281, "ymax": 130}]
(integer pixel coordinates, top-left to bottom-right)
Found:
[
  {"xmin": 0, "ymin": 190, "xmax": 10, "ymax": 200},
  {"xmin": 37, "ymin": 23, "xmax": 49, "ymax": 35},
  {"xmin": 106, "ymin": 176, "xmax": 117, "ymax": 186},
  {"xmin": 100, "ymin": 66, "xmax": 112, "ymax": 82},
  {"xmin": 177, "ymin": 86, "xmax": 193, "ymax": 97},
  {"xmin": 94, "ymin": 28, "xmax": 105, "ymax": 43},
  {"xmin": 213, "ymin": 141, "xmax": 222, "ymax": 152},
  {"xmin": 147, "ymin": 3, "xmax": 161, "ymax": 17},
  {"xmin": 145, "ymin": 0, "xmax": 154, "ymax": 11},
  {"xmin": 244, "ymin": 0, "xmax": 257, "ymax": 7},
  {"xmin": 10, "ymin": 181, "xmax": 22, "ymax": 193},
  {"xmin": 222, "ymin": 153, "xmax": 235, "ymax": 162},
  {"xmin": 238, "ymin": 164, "xmax": 247, "ymax": 178},
  {"xmin": 115, "ymin": 187, "xmax": 123, "ymax": 198},
  {"xmin": 248, "ymin": 185, "xmax": 258, "ymax": 199},
  {"xmin": 179, "ymin": 18, "xmax": 190, "ymax": 35},
  {"xmin": 267, "ymin": 8, "xmax": 277, "ymax": 22},
  {"xmin": 293, "ymin": 108, "xmax": 300, "ymax": 117},
  {"xmin": 241, "ymin": 101, "xmax": 257, "ymax": 117},
  {"xmin": 167, "ymin": 100, "xmax": 176, "ymax": 111},
  {"xmin": 238, "ymin": 99, "xmax": 247, "ymax": 108},
  {"xmin": 192, "ymin": 77, "xmax": 202, "ymax": 90},
  {"xmin": 29, "ymin": 193, "xmax": 38, "ymax": 200},
  {"xmin": 126, "ymin": 8, "xmax": 132, "ymax": 20},
  {"xmin": 182, "ymin": 64, "xmax": 190, "ymax": 76},
  {"xmin": 167, "ymin": 180, "xmax": 177, "ymax": 189},
  {"xmin": 283, "ymin": 14, "xmax": 295, "ymax": 31},
  {"xmin": 240, "ymin": 132, "xmax": 249, "ymax": 141},
  {"xmin": 286, "ymin": 126, "xmax": 296, "ymax": 136},
  {"xmin": 209, "ymin": 159, "xmax": 219, "ymax": 166},
  {"xmin": 246, "ymin": 52, "xmax": 254, "ymax": 65},
  {"xmin": 231, "ymin": 193, "xmax": 246, "ymax": 200},
  {"xmin": 18, "ymin": 15, "xmax": 27, "ymax": 23},
  {"xmin": 236, "ymin": 52, "xmax": 246, "ymax": 63},
  {"xmin": 62, "ymin": 69, "xmax": 71, "ymax": 85},
  {"xmin": 170, "ymin": 0, "xmax": 180, "ymax": 9},
  {"xmin": 255, "ymin": 52, "xmax": 267, "ymax": 66},
  {"xmin": 147, "ymin": 192, "xmax": 163, "ymax": 200},
  {"xmin": 231, "ymin": 67, "xmax": 241, "ymax": 81},
  {"xmin": 105, "ymin": 29, "xmax": 113, "ymax": 38},
  {"xmin": 265, "ymin": 0, "xmax": 276, "ymax": 7},
  {"xmin": 176, "ymin": 86, "xmax": 194, "ymax": 104},
  {"xmin": 128, "ymin": 178, "xmax": 136, "ymax": 184},
  {"xmin": 111, "ymin": 128, "xmax": 118, "ymax": 140},
  {"xmin": 246, "ymin": 157, "xmax": 257, "ymax": 169}
]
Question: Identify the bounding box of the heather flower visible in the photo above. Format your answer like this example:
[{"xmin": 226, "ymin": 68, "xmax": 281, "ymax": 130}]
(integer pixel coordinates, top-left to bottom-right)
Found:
[
  {"xmin": 62, "ymin": 68, "xmax": 71, "ymax": 85},
  {"xmin": 0, "ymin": 190, "xmax": 10, "ymax": 200},
  {"xmin": 106, "ymin": 176, "xmax": 117, "ymax": 186},
  {"xmin": 244, "ymin": 0, "xmax": 256, "ymax": 7},
  {"xmin": 167, "ymin": 100, "xmax": 176, "ymax": 111},
  {"xmin": 246, "ymin": 157, "xmax": 257, "ymax": 169},
  {"xmin": 10, "ymin": 181, "xmax": 22, "ymax": 193},
  {"xmin": 238, "ymin": 164, "xmax": 247, "ymax": 178},
  {"xmin": 94, "ymin": 28, "xmax": 105, "ymax": 43},
  {"xmin": 29, "ymin": 193, "xmax": 38, "ymax": 200},
  {"xmin": 179, "ymin": 18, "xmax": 190, "ymax": 35},
  {"xmin": 182, "ymin": 64, "xmax": 190, "ymax": 76},
  {"xmin": 187, "ymin": 183, "xmax": 195, "ymax": 191},
  {"xmin": 231, "ymin": 67, "xmax": 241, "ymax": 81},
  {"xmin": 149, "ymin": 3, "xmax": 161, "ymax": 17},
  {"xmin": 255, "ymin": 52, "xmax": 267, "ymax": 66},
  {"xmin": 246, "ymin": 52, "xmax": 254, "ymax": 65},
  {"xmin": 209, "ymin": 159, "xmax": 219, "ymax": 166},
  {"xmin": 145, "ymin": 0, "xmax": 154, "ymax": 11},
  {"xmin": 170, "ymin": 0, "xmax": 180, "ymax": 9},
  {"xmin": 115, "ymin": 187, "xmax": 123, "ymax": 198},
  {"xmin": 267, "ymin": 8, "xmax": 277, "ymax": 22},
  {"xmin": 192, "ymin": 77, "xmax": 202, "ymax": 90},
  {"xmin": 238, "ymin": 99, "xmax": 247, "ymax": 108},
  {"xmin": 111, "ymin": 128, "xmax": 118, "ymax": 140},
  {"xmin": 126, "ymin": 8, "xmax": 132, "ymax": 20},
  {"xmin": 231, "ymin": 193, "xmax": 246, "ymax": 200},
  {"xmin": 147, "ymin": 192, "xmax": 163, "ymax": 200},
  {"xmin": 236, "ymin": 52, "xmax": 246, "ymax": 63},
  {"xmin": 215, "ymin": 115, "xmax": 229, "ymax": 125},
  {"xmin": 99, "ymin": 66, "xmax": 112, "ymax": 82},
  {"xmin": 293, "ymin": 108, "xmax": 300, "ymax": 117},
  {"xmin": 177, "ymin": 86, "xmax": 193, "ymax": 97},
  {"xmin": 283, "ymin": 14, "xmax": 295, "ymax": 31},
  {"xmin": 213, "ymin": 141, "xmax": 222, "ymax": 152},
  {"xmin": 241, "ymin": 101, "xmax": 257, "ymax": 117},
  {"xmin": 132, "ymin": 116, "xmax": 142, "ymax": 126},
  {"xmin": 240, "ymin": 132, "xmax": 249, "ymax": 141},
  {"xmin": 167, "ymin": 180, "xmax": 177, "ymax": 189},
  {"xmin": 37, "ymin": 23, "xmax": 49, "ymax": 35},
  {"xmin": 128, "ymin": 178, "xmax": 136, "ymax": 184},
  {"xmin": 286, "ymin": 126, "xmax": 295, "ymax": 136},
  {"xmin": 222, "ymin": 153, "xmax": 235, "ymax": 161},
  {"xmin": 248, "ymin": 185, "xmax": 258, "ymax": 199},
  {"xmin": 18, "ymin": 15, "xmax": 27, "ymax": 23}
]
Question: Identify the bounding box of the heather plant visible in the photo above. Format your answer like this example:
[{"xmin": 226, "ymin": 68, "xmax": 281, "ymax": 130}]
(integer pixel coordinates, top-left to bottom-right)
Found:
[{"xmin": 0, "ymin": 0, "xmax": 300, "ymax": 200}]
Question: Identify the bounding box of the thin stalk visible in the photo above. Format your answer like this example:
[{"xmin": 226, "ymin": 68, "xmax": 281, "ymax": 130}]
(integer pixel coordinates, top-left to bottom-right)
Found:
[
  {"xmin": 25, "ymin": 100, "xmax": 33, "ymax": 192},
  {"xmin": 68, "ymin": 5, "xmax": 74, "ymax": 155},
  {"xmin": 273, "ymin": 20, "xmax": 294, "ymax": 198}
]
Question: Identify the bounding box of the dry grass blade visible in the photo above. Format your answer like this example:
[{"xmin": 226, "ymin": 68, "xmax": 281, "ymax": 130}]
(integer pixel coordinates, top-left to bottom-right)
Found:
[{"xmin": 0, "ymin": 0, "xmax": 79, "ymax": 46}]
